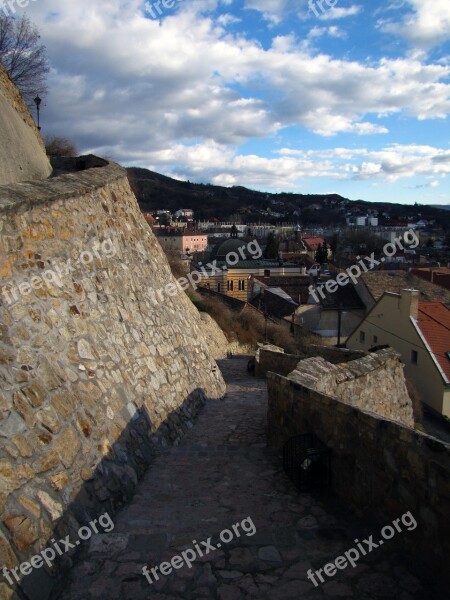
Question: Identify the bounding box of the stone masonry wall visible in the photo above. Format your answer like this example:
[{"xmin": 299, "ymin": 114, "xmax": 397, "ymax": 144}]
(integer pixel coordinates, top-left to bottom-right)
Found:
[
  {"xmin": 0, "ymin": 158, "xmax": 226, "ymax": 596},
  {"xmin": 255, "ymin": 345, "xmax": 366, "ymax": 379},
  {"xmin": 256, "ymin": 348, "xmax": 304, "ymax": 378},
  {"xmin": 267, "ymin": 371, "xmax": 450, "ymax": 585},
  {"xmin": 289, "ymin": 348, "xmax": 414, "ymax": 427},
  {"xmin": 0, "ymin": 65, "xmax": 52, "ymax": 185},
  {"xmin": 198, "ymin": 313, "xmax": 230, "ymax": 359}
]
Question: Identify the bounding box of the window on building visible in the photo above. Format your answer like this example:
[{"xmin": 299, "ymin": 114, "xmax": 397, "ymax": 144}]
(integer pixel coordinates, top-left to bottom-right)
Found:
[
  {"xmin": 227, "ymin": 280, "xmax": 234, "ymax": 291},
  {"xmin": 373, "ymin": 335, "xmax": 378, "ymax": 344},
  {"xmin": 264, "ymin": 269, "xmax": 271, "ymax": 277},
  {"xmin": 217, "ymin": 283, "xmax": 221, "ymax": 293},
  {"xmin": 359, "ymin": 331, "xmax": 366, "ymax": 343},
  {"xmin": 411, "ymin": 350, "xmax": 418, "ymax": 364},
  {"xmin": 238, "ymin": 280, "xmax": 245, "ymax": 291}
]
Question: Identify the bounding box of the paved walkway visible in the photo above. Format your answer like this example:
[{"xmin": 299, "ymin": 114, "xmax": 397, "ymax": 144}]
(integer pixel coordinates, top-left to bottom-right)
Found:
[{"xmin": 57, "ymin": 358, "xmax": 437, "ymax": 599}]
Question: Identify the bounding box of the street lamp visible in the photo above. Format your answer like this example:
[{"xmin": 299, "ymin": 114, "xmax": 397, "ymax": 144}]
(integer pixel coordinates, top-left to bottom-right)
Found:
[
  {"xmin": 33, "ymin": 95, "xmax": 42, "ymax": 131},
  {"xmin": 263, "ymin": 288, "xmax": 269, "ymax": 342}
]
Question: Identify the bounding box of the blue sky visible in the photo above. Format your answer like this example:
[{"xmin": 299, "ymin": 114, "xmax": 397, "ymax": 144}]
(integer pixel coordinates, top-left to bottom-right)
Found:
[{"xmin": 21, "ymin": 0, "xmax": 450, "ymax": 204}]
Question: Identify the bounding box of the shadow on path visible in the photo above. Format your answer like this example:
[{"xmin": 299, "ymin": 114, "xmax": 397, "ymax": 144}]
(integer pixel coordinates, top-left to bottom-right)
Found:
[{"xmin": 54, "ymin": 358, "xmax": 438, "ymax": 600}]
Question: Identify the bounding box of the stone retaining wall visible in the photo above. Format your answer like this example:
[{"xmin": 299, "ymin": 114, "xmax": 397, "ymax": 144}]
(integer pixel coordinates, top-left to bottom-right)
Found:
[
  {"xmin": 255, "ymin": 345, "xmax": 366, "ymax": 378},
  {"xmin": 0, "ymin": 158, "xmax": 226, "ymax": 598},
  {"xmin": 0, "ymin": 65, "xmax": 52, "ymax": 185},
  {"xmin": 267, "ymin": 371, "xmax": 450, "ymax": 585},
  {"xmin": 288, "ymin": 348, "xmax": 414, "ymax": 427}
]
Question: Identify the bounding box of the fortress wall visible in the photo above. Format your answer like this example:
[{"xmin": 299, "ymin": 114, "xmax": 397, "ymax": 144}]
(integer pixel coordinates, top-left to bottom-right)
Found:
[
  {"xmin": 0, "ymin": 158, "xmax": 226, "ymax": 594},
  {"xmin": 288, "ymin": 348, "xmax": 414, "ymax": 427},
  {"xmin": 267, "ymin": 371, "xmax": 450, "ymax": 585},
  {"xmin": 0, "ymin": 65, "xmax": 52, "ymax": 185}
]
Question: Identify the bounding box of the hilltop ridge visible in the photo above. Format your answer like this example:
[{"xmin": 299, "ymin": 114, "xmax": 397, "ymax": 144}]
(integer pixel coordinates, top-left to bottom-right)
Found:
[{"xmin": 127, "ymin": 166, "xmax": 450, "ymax": 226}]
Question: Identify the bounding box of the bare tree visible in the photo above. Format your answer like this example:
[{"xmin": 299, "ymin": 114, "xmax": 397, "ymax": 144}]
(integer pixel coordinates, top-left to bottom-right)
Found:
[
  {"xmin": 45, "ymin": 135, "xmax": 78, "ymax": 157},
  {"xmin": 0, "ymin": 14, "xmax": 49, "ymax": 103}
]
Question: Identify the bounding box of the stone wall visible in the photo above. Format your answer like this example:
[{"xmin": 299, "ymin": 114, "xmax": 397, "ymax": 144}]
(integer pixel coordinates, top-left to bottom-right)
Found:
[
  {"xmin": 307, "ymin": 344, "xmax": 366, "ymax": 363},
  {"xmin": 198, "ymin": 313, "xmax": 230, "ymax": 359},
  {"xmin": 256, "ymin": 348, "xmax": 305, "ymax": 378},
  {"xmin": 0, "ymin": 158, "xmax": 226, "ymax": 597},
  {"xmin": 198, "ymin": 313, "xmax": 254, "ymax": 358},
  {"xmin": 0, "ymin": 65, "xmax": 52, "ymax": 185},
  {"xmin": 255, "ymin": 345, "xmax": 366, "ymax": 379},
  {"xmin": 289, "ymin": 349, "xmax": 414, "ymax": 427},
  {"xmin": 267, "ymin": 371, "xmax": 450, "ymax": 585}
]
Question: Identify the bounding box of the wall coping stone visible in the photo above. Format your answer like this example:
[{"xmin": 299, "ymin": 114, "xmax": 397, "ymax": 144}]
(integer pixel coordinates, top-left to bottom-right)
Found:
[{"xmin": 0, "ymin": 155, "xmax": 124, "ymax": 214}]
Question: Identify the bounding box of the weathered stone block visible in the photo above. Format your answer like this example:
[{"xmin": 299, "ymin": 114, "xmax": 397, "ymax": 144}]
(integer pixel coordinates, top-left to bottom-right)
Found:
[
  {"xmin": 3, "ymin": 515, "xmax": 38, "ymax": 551},
  {"xmin": 53, "ymin": 427, "xmax": 81, "ymax": 468}
]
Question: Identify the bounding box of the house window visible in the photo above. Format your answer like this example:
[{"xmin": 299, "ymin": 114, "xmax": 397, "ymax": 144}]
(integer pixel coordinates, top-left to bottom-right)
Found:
[
  {"xmin": 217, "ymin": 283, "xmax": 222, "ymax": 293},
  {"xmin": 238, "ymin": 280, "xmax": 246, "ymax": 291},
  {"xmin": 411, "ymin": 350, "xmax": 418, "ymax": 364},
  {"xmin": 227, "ymin": 280, "xmax": 234, "ymax": 291},
  {"xmin": 373, "ymin": 335, "xmax": 378, "ymax": 344},
  {"xmin": 359, "ymin": 331, "xmax": 366, "ymax": 344},
  {"xmin": 264, "ymin": 269, "xmax": 271, "ymax": 277}
]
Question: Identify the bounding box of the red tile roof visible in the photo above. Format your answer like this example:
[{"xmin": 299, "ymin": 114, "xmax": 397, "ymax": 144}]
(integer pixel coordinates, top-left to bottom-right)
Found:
[
  {"xmin": 416, "ymin": 303, "xmax": 450, "ymax": 381},
  {"xmin": 302, "ymin": 237, "xmax": 325, "ymax": 251}
]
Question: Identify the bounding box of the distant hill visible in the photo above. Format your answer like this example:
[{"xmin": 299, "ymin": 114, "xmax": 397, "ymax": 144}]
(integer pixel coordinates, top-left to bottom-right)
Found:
[
  {"xmin": 431, "ymin": 205, "xmax": 450, "ymax": 211},
  {"xmin": 127, "ymin": 167, "xmax": 349, "ymax": 221},
  {"xmin": 127, "ymin": 167, "xmax": 450, "ymax": 227}
]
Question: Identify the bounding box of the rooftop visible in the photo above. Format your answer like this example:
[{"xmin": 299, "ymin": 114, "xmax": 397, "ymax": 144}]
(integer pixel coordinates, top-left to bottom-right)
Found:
[
  {"xmin": 302, "ymin": 237, "xmax": 325, "ymax": 250},
  {"xmin": 216, "ymin": 259, "xmax": 303, "ymax": 269},
  {"xmin": 253, "ymin": 275, "xmax": 313, "ymax": 304},
  {"xmin": 250, "ymin": 287, "xmax": 298, "ymax": 319},
  {"xmin": 416, "ymin": 302, "xmax": 450, "ymax": 382},
  {"xmin": 361, "ymin": 270, "xmax": 450, "ymax": 307},
  {"xmin": 318, "ymin": 281, "xmax": 366, "ymax": 311}
]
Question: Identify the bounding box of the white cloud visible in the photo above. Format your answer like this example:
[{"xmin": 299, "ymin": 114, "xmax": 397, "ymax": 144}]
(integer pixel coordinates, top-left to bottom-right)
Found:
[
  {"xmin": 127, "ymin": 141, "xmax": 450, "ymax": 190},
  {"xmin": 17, "ymin": 0, "xmax": 450, "ymax": 191},
  {"xmin": 276, "ymin": 144, "xmax": 450, "ymax": 184},
  {"xmin": 317, "ymin": 4, "xmax": 362, "ymax": 20},
  {"xmin": 379, "ymin": 0, "xmax": 450, "ymax": 48},
  {"xmin": 308, "ymin": 25, "xmax": 347, "ymax": 39}
]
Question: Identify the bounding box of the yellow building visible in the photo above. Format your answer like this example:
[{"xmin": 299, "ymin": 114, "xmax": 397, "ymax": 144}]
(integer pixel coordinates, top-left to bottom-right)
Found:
[
  {"xmin": 197, "ymin": 260, "xmax": 305, "ymax": 302},
  {"xmin": 347, "ymin": 289, "xmax": 450, "ymax": 417},
  {"xmin": 195, "ymin": 238, "xmax": 305, "ymax": 302}
]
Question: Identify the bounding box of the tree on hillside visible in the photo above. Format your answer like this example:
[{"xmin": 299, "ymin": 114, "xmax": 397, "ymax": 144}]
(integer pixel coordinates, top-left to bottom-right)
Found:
[
  {"xmin": 345, "ymin": 231, "xmax": 384, "ymax": 256},
  {"xmin": 264, "ymin": 232, "xmax": 279, "ymax": 259},
  {"xmin": 0, "ymin": 14, "xmax": 49, "ymax": 103},
  {"xmin": 315, "ymin": 242, "xmax": 328, "ymax": 264}
]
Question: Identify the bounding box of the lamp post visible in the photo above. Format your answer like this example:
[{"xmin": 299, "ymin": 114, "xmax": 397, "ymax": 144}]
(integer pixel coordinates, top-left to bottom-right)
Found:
[
  {"xmin": 264, "ymin": 288, "xmax": 269, "ymax": 342},
  {"xmin": 33, "ymin": 95, "xmax": 42, "ymax": 131}
]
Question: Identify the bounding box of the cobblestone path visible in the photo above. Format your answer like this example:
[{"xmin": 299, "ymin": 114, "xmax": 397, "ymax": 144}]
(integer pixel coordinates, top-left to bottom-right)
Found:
[{"xmin": 57, "ymin": 358, "xmax": 438, "ymax": 600}]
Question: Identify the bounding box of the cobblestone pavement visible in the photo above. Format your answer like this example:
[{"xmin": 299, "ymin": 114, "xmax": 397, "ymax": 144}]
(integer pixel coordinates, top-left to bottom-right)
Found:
[{"xmin": 56, "ymin": 358, "xmax": 439, "ymax": 599}]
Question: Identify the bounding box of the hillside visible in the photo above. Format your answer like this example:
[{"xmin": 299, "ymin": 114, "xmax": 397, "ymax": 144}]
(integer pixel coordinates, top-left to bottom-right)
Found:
[
  {"xmin": 127, "ymin": 167, "xmax": 450, "ymax": 228},
  {"xmin": 127, "ymin": 167, "xmax": 349, "ymax": 221}
]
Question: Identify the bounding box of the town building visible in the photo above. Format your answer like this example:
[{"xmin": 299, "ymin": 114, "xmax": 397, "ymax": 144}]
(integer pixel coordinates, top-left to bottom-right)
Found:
[
  {"xmin": 346, "ymin": 289, "xmax": 450, "ymax": 417},
  {"xmin": 301, "ymin": 237, "xmax": 332, "ymax": 260},
  {"xmin": 157, "ymin": 229, "xmax": 208, "ymax": 254},
  {"xmin": 411, "ymin": 267, "xmax": 450, "ymax": 292},
  {"xmin": 174, "ymin": 208, "xmax": 194, "ymax": 221},
  {"xmin": 194, "ymin": 239, "xmax": 305, "ymax": 302}
]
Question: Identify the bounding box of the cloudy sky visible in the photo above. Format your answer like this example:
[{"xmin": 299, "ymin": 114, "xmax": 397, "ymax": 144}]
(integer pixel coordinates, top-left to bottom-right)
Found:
[{"xmin": 19, "ymin": 0, "xmax": 450, "ymax": 203}]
